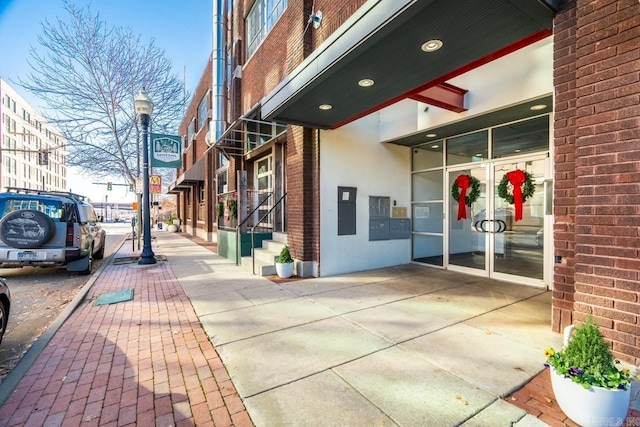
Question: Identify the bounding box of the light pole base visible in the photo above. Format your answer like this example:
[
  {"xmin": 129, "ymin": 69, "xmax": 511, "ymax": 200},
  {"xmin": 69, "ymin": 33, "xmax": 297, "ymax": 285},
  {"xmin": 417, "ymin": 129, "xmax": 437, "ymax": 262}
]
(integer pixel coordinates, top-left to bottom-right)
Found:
[{"xmin": 138, "ymin": 251, "xmax": 157, "ymax": 265}]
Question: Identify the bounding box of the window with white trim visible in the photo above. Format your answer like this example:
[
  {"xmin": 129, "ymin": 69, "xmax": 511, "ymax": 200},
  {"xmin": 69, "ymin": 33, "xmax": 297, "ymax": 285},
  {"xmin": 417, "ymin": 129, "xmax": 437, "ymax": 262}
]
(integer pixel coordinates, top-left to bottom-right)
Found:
[{"xmin": 246, "ymin": 0, "xmax": 288, "ymax": 58}]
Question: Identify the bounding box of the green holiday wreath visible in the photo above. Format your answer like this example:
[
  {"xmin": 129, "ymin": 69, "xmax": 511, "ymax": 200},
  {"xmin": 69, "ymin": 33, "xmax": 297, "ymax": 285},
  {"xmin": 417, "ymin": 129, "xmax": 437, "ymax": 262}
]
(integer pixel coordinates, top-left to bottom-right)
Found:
[
  {"xmin": 497, "ymin": 170, "xmax": 535, "ymax": 204},
  {"xmin": 451, "ymin": 174, "xmax": 481, "ymax": 206}
]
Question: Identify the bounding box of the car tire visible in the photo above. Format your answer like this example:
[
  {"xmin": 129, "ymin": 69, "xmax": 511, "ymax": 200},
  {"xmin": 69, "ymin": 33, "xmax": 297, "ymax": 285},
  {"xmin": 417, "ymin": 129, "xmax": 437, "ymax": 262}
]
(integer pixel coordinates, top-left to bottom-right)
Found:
[
  {"xmin": 0, "ymin": 301, "xmax": 7, "ymax": 346},
  {"xmin": 94, "ymin": 241, "xmax": 105, "ymax": 260},
  {"xmin": 0, "ymin": 210, "xmax": 55, "ymax": 249}
]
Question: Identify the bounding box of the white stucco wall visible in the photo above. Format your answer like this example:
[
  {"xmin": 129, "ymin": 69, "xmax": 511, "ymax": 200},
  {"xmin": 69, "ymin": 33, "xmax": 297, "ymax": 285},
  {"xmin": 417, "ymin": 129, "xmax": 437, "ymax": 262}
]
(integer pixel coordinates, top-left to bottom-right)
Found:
[{"xmin": 319, "ymin": 114, "xmax": 411, "ymax": 276}]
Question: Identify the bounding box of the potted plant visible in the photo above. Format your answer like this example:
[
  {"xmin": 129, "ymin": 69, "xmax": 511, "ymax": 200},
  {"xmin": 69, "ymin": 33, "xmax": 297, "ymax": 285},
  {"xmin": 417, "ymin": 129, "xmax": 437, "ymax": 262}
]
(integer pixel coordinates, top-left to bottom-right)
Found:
[
  {"xmin": 166, "ymin": 217, "xmax": 178, "ymax": 232},
  {"xmin": 544, "ymin": 316, "xmax": 638, "ymax": 427},
  {"xmin": 275, "ymin": 245, "xmax": 294, "ymax": 278}
]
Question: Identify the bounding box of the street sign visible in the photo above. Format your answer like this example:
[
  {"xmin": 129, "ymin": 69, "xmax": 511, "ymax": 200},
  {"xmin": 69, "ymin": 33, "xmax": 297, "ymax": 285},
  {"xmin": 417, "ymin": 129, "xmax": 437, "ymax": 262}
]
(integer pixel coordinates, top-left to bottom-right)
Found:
[{"xmin": 149, "ymin": 174, "xmax": 162, "ymax": 194}]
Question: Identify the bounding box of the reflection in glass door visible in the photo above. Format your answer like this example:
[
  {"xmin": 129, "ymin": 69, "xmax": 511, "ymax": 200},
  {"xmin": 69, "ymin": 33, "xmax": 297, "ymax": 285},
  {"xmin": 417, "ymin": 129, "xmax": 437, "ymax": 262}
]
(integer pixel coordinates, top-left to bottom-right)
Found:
[
  {"xmin": 446, "ymin": 157, "xmax": 546, "ymax": 283},
  {"xmin": 448, "ymin": 167, "xmax": 486, "ymax": 270},
  {"xmin": 492, "ymin": 159, "xmax": 545, "ymax": 280}
]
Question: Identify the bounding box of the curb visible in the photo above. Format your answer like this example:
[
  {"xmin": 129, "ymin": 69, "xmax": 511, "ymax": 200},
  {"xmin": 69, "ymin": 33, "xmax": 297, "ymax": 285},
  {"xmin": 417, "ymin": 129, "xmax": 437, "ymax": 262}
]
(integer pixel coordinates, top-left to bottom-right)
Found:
[{"xmin": 0, "ymin": 235, "xmax": 127, "ymax": 406}]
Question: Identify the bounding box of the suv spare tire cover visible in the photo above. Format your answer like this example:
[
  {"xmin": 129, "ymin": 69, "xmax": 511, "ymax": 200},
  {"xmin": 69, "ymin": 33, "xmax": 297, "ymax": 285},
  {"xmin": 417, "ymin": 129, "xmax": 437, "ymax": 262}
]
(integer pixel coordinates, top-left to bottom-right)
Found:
[{"xmin": 0, "ymin": 210, "xmax": 56, "ymax": 249}]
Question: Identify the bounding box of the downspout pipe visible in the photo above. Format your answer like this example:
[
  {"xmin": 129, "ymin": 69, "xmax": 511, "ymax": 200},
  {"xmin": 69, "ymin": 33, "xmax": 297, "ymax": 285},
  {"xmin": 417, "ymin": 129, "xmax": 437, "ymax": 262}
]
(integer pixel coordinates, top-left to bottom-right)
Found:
[{"xmin": 212, "ymin": 0, "xmax": 228, "ymax": 141}]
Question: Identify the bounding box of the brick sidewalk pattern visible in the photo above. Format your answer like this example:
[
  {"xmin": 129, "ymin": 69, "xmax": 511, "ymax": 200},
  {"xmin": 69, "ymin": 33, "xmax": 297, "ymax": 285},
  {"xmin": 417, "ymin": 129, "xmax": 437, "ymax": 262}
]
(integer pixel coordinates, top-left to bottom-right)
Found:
[
  {"xmin": 506, "ymin": 370, "xmax": 640, "ymax": 427},
  {"xmin": 0, "ymin": 241, "xmax": 253, "ymax": 427}
]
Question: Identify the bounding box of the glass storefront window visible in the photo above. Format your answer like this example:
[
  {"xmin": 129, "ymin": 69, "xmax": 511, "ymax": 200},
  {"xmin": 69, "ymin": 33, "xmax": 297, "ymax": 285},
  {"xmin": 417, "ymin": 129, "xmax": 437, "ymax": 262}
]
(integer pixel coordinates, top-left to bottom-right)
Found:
[
  {"xmin": 492, "ymin": 116, "xmax": 549, "ymax": 159},
  {"xmin": 412, "ymin": 170, "xmax": 443, "ymax": 201},
  {"xmin": 412, "ymin": 203, "xmax": 443, "ymax": 233},
  {"xmin": 412, "ymin": 234, "xmax": 443, "ymax": 266},
  {"xmin": 446, "ymin": 130, "xmax": 488, "ymax": 166},
  {"xmin": 412, "ymin": 141, "xmax": 443, "ymax": 170}
]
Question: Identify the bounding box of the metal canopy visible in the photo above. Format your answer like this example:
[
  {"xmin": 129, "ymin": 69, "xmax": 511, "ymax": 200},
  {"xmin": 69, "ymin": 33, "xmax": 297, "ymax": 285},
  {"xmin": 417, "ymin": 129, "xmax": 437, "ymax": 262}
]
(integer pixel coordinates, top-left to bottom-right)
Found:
[{"xmin": 261, "ymin": 0, "xmax": 557, "ymax": 129}]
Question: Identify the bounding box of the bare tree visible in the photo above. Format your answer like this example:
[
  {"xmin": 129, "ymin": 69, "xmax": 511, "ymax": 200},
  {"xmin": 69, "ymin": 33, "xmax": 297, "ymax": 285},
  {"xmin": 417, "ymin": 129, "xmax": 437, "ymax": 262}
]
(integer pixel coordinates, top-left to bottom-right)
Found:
[{"xmin": 18, "ymin": 0, "xmax": 187, "ymax": 186}]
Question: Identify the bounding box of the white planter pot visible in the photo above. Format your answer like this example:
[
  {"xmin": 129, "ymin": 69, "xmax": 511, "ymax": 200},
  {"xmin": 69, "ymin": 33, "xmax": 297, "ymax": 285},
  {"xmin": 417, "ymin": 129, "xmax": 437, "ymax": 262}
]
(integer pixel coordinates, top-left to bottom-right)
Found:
[
  {"xmin": 173, "ymin": 219, "xmax": 181, "ymax": 227},
  {"xmin": 275, "ymin": 262, "xmax": 294, "ymax": 278},
  {"xmin": 550, "ymin": 368, "xmax": 630, "ymax": 427},
  {"xmin": 167, "ymin": 224, "xmax": 178, "ymax": 232}
]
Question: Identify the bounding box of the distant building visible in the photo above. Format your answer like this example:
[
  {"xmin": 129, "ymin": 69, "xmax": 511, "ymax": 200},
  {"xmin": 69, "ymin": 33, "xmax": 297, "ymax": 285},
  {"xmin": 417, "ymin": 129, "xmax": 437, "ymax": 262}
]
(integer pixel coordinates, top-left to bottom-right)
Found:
[{"xmin": 0, "ymin": 78, "xmax": 68, "ymax": 192}]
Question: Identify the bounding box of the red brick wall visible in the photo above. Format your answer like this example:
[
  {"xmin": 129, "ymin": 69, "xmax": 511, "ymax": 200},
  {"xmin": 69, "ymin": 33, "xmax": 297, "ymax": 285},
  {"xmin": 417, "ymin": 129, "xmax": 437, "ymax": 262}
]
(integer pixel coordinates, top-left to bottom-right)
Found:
[
  {"xmin": 552, "ymin": 0, "xmax": 577, "ymax": 334},
  {"xmin": 285, "ymin": 126, "xmax": 319, "ymax": 261},
  {"xmin": 237, "ymin": 0, "xmax": 363, "ymax": 263},
  {"xmin": 176, "ymin": 57, "xmax": 213, "ymax": 229},
  {"xmin": 554, "ymin": 0, "xmax": 640, "ymax": 364}
]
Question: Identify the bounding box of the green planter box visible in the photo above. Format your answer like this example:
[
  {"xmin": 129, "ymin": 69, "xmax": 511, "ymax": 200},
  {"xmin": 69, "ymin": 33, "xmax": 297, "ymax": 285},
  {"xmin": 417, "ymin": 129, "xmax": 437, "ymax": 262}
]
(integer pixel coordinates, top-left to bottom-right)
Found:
[{"xmin": 218, "ymin": 230, "xmax": 272, "ymax": 263}]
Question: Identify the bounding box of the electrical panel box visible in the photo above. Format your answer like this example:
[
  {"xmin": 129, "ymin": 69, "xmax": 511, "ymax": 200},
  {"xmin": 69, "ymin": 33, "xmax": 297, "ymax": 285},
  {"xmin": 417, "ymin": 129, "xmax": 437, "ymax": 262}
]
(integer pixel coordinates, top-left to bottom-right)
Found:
[
  {"xmin": 390, "ymin": 218, "xmax": 411, "ymax": 239},
  {"xmin": 338, "ymin": 186, "xmax": 357, "ymax": 236}
]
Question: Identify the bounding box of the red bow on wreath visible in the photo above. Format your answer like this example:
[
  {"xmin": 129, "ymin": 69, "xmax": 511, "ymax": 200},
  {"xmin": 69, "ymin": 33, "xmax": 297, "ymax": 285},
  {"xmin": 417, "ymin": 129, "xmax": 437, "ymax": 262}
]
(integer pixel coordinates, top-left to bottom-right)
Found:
[
  {"xmin": 455, "ymin": 174, "xmax": 471, "ymax": 220},
  {"xmin": 506, "ymin": 169, "xmax": 526, "ymax": 221}
]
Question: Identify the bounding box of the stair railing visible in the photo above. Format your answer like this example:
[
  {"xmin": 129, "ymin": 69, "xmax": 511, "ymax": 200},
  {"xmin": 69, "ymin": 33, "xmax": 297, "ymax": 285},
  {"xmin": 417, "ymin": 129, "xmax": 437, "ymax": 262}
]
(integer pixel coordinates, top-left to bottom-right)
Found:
[
  {"xmin": 250, "ymin": 193, "xmax": 287, "ymax": 275},
  {"xmin": 235, "ymin": 192, "xmax": 273, "ymax": 265}
]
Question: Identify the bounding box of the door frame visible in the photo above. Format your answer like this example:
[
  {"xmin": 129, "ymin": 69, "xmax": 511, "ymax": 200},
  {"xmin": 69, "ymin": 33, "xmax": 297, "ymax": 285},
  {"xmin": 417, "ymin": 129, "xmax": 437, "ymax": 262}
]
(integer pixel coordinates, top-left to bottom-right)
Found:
[{"xmin": 445, "ymin": 152, "xmax": 550, "ymax": 288}]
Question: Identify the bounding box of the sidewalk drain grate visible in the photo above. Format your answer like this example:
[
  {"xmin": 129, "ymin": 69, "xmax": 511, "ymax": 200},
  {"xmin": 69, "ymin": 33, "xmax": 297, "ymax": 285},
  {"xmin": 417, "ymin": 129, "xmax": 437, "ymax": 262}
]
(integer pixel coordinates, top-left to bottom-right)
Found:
[
  {"xmin": 95, "ymin": 289, "xmax": 134, "ymax": 306},
  {"xmin": 113, "ymin": 256, "xmax": 139, "ymax": 265},
  {"xmin": 113, "ymin": 255, "xmax": 167, "ymax": 265}
]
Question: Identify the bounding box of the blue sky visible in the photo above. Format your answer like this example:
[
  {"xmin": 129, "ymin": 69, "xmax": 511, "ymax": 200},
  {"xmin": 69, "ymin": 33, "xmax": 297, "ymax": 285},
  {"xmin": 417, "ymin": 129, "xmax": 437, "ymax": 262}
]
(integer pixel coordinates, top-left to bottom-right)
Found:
[
  {"xmin": 0, "ymin": 0, "xmax": 213, "ymax": 202},
  {"xmin": 0, "ymin": 0, "xmax": 212, "ymax": 106}
]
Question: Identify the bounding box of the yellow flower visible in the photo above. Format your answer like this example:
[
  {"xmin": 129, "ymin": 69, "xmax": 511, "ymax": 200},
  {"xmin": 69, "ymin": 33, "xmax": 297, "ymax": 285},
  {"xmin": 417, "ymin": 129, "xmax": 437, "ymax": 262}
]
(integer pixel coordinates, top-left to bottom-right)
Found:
[
  {"xmin": 636, "ymin": 374, "xmax": 640, "ymax": 381},
  {"xmin": 544, "ymin": 348, "xmax": 555, "ymax": 358}
]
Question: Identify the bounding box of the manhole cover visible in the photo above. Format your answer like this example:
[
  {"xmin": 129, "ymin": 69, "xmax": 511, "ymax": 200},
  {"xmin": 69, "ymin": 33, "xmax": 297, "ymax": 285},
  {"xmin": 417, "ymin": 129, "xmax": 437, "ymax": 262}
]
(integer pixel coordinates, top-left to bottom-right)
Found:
[{"xmin": 95, "ymin": 289, "xmax": 134, "ymax": 306}]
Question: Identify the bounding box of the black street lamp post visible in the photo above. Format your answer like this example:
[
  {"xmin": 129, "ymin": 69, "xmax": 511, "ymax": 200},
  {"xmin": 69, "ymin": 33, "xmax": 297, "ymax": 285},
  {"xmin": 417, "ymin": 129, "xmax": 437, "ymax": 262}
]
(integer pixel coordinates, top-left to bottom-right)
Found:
[{"xmin": 134, "ymin": 89, "xmax": 156, "ymax": 265}]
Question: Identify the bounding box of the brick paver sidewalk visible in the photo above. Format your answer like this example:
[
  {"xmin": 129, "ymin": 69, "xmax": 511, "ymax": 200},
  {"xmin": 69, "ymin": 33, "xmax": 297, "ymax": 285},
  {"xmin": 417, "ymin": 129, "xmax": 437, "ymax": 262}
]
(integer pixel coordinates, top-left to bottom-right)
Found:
[{"xmin": 0, "ymin": 240, "xmax": 253, "ymax": 427}]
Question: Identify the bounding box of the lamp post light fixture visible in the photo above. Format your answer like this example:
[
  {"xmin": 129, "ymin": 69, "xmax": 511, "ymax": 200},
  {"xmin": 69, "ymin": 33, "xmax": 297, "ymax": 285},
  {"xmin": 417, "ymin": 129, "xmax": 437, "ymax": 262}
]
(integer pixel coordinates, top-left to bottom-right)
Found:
[{"xmin": 134, "ymin": 89, "xmax": 156, "ymax": 265}]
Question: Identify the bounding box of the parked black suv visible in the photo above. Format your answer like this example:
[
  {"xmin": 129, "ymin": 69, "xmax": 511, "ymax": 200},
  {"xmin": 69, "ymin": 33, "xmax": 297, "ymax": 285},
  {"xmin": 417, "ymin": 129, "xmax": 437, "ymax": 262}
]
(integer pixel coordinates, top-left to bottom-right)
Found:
[{"xmin": 0, "ymin": 188, "xmax": 106, "ymax": 275}]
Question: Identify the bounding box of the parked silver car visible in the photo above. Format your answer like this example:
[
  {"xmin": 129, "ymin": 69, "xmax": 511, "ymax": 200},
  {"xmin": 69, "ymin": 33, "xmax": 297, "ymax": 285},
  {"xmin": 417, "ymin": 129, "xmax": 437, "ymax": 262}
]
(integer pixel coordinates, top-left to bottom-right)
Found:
[{"xmin": 0, "ymin": 188, "xmax": 106, "ymax": 275}]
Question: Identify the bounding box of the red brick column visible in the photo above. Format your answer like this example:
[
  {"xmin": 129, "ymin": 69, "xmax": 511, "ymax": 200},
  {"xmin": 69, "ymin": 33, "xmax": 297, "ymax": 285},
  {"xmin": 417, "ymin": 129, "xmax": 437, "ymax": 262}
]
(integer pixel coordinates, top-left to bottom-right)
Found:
[
  {"xmin": 286, "ymin": 126, "xmax": 320, "ymax": 264},
  {"xmin": 552, "ymin": 0, "xmax": 578, "ymax": 334},
  {"xmin": 559, "ymin": 0, "xmax": 640, "ymax": 364}
]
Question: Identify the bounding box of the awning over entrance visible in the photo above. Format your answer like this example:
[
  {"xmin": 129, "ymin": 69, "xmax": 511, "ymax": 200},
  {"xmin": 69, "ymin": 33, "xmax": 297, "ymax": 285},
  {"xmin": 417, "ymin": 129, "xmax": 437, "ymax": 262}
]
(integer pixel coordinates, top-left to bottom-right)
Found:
[
  {"xmin": 167, "ymin": 157, "xmax": 205, "ymax": 194},
  {"xmin": 261, "ymin": 0, "xmax": 557, "ymax": 129}
]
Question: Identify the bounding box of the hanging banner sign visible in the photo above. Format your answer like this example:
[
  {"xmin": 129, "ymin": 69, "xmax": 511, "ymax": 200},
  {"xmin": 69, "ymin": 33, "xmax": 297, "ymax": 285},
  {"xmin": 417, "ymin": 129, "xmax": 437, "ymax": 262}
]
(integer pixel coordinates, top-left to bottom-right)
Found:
[{"xmin": 150, "ymin": 133, "xmax": 182, "ymax": 168}]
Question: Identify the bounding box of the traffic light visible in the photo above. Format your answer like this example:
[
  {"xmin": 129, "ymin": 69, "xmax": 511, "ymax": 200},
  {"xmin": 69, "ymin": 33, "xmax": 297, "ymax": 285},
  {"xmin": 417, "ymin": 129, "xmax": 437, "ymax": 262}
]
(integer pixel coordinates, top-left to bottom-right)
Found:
[
  {"xmin": 129, "ymin": 184, "xmax": 134, "ymax": 192},
  {"xmin": 107, "ymin": 182, "xmax": 113, "ymax": 191}
]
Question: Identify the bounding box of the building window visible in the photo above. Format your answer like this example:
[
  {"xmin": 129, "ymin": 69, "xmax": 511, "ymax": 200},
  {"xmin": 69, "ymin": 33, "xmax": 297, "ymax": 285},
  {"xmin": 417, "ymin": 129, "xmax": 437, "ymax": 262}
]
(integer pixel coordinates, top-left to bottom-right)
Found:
[
  {"xmin": 197, "ymin": 92, "xmax": 209, "ymax": 132},
  {"xmin": 246, "ymin": 0, "xmax": 288, "ymax": 58},
  {"xmin": 187, "ymin": 119, "xmax": 195, "ymax": 147}
]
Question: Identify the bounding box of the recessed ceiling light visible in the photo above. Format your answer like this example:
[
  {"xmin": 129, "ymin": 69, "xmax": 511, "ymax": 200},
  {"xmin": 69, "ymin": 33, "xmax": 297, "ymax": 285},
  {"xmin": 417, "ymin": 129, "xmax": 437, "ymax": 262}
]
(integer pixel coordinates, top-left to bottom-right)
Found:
[
  {"xmin": 319, "ymin": 104, "xmax": 333, "ymax": 110},
  {"xmin": 426, "ymin": 133, "xmax": 437, "ymax": 138},
  {"xmin": 515, "ymin": 149, "xmax": 521, "ymax": 153},
  {"xmin": 530, "ymin": 104, "xmax": 547, "ymax": 111},
  {"xmin": 475, "ymin": 153, "xmax": 482, "ymax": 157},
  {"xmin": 358, "ymin": 78, "xmax": 375, "ymax": 87},
  {"xmin": 431, "ymin": 145, "xmax": 439, "ymax": 149},
  {"xmin": 421, "ymin": 39, "xmax": 443, "ymax": 52}
]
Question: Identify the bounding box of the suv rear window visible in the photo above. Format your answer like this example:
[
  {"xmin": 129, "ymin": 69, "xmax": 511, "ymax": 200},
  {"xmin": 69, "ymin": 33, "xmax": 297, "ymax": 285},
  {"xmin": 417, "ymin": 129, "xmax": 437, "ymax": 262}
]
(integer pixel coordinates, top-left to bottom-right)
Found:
[{"xmin": 1, "ymin": 198, "xmax": 65, "ymax": 222}]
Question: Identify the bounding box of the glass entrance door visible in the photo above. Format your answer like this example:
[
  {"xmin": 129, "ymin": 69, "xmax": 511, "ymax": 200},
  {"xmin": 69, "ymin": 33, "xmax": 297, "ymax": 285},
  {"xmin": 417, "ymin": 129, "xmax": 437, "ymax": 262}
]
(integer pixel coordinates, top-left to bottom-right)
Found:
[
  {"xmin": 447, "ymin": 156, "xmax": 547, "ymax": 285},
  {"xmin": 491, "ymin": 158, "xmax": 546, "ymax": 282}
]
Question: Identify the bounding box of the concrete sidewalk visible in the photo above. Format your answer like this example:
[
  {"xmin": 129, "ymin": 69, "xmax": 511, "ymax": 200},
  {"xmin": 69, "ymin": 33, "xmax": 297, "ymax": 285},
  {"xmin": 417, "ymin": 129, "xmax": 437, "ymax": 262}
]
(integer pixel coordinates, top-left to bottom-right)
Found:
[
  {"xmin": 157, "ymin": 231, "xmax": 557, "ymax": 426},
  {"xmin": 3, "ymin": 230, "xmax": 636, "ymax": 426}
]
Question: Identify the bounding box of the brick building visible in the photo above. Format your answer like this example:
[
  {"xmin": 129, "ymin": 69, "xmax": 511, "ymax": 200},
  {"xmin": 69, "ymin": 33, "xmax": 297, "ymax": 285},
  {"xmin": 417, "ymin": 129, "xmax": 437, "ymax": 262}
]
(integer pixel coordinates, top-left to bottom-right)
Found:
[{"xmin": 169, "ymin": 0, "xmax": 640, "ymax": 364}]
